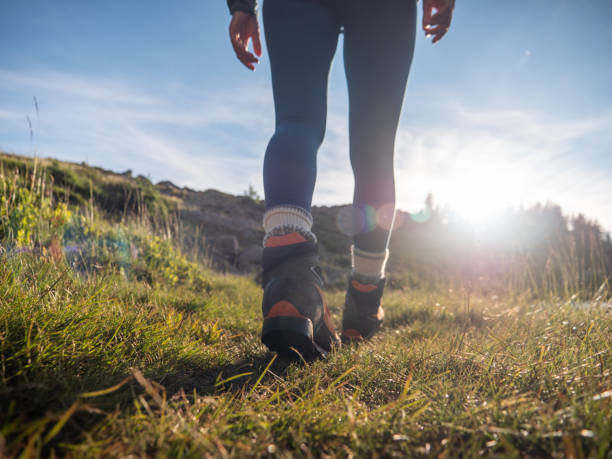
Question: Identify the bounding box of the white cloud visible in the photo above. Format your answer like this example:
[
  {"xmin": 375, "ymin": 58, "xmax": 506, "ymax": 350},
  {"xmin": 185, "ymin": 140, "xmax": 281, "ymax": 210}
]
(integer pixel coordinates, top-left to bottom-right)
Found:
[
  {"xmin": 0, "ymin": 68, "xmax": 610, "ymax": 232},
  {"xmin": 390, "ymin": 104, "xmax": 612, "ymax": 230},
  {"xmin": 0, "ymin": 68, "xmax": 271, "ymax": 193},
  {"xmin": 0, "ymin": 69, "xmax": 159, "ymax": 105},
  {"xmin": 0, "ymin": 109, "xmax": 23, "ymax": 120}
]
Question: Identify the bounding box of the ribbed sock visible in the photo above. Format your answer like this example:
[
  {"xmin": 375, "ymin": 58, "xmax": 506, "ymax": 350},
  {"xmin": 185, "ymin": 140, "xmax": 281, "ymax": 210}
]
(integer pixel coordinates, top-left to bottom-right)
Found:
[
  {"xmin": 351, "ymin": 245, "xmax": 389, "ymax": 284},
  {"xmin": 262, "ymin": 205, "xmax": 317, "ymax": 247}
]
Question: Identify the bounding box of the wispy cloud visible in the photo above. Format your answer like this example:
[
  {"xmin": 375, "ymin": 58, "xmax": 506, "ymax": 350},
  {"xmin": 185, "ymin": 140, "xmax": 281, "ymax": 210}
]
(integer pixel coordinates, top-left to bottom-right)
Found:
[
  {"xmin": 0, "ymin": 69, "xmax": 160, "ymax": 105},
  {"xmin": 312, "ymin": 96, "xmax": 612, "ymax": 231},
  {"xmin": 0, "ymin": 68, "xmax": 610, "ymax": 231},
  {"xmin": 0, "ymin": 109, "xmax": 23, "ymax": 120},
  {"xmin": 0, "ymin": 68, "xmax": 271, "ymax": 192},
  {"xmin": 391, "ymin": 104, "xmax": 612, "ymax": 229}
]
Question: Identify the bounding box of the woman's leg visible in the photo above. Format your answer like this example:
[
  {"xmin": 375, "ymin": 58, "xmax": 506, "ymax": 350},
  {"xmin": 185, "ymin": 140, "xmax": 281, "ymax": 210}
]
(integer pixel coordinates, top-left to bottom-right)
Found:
[
  {"xmin": 343, "ymin": 0, "xmax": 417, "ymax": 256},
  {"xmin": 262, "ymin": 0, "xmax": 341, "ymax": 214},
  {"xmin": 259, "ymin": 0, "xmax": 343, "ymax": 359},
  {"xmin": 339, "ymin": 0, "xmax": 416, "ymax": 342}
]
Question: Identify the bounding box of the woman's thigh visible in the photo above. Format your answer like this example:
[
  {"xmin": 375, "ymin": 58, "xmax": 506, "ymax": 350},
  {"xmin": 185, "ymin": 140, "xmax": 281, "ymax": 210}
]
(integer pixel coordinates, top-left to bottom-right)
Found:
[
  {"xmin": 342, "ymin": 0, "xmax": 417, "ymax": 166},
  {"xmin": 263, "ymin": 0, "xmax": 342, "ymax": 133}
]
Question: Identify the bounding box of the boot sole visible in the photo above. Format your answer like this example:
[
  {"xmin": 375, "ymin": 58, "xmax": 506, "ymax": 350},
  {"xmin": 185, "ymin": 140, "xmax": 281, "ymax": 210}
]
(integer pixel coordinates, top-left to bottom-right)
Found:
[{"xmin": 261, "ymin": 316, "xmax": 327, "ymax": 361}]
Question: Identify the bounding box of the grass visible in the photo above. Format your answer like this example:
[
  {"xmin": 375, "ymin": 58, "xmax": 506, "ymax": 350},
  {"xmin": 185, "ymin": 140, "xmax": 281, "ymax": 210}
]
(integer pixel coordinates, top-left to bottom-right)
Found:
[
  {"xmin": 0, "ymin": 156, "xmax": 611, "ymax": 457},
  {"xmin": 1, "ymin": 253, "xmax": 610, "ymax": 457}
]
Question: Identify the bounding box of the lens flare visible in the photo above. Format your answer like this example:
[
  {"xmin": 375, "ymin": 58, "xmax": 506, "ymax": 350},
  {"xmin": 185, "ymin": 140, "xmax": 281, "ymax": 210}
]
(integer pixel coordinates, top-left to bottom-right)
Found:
[
  {"xmin": 410, "ymin": 206, "xmax": 431, "ymax": 223},
  {"xmin": 375, "ymin": 203, "xmax": 396, "ymax": 231},
  {"xmin": 337, "ymin": 203, "xmax": 401, "ymax": 235},
  {"xmin": 336, "ymin": 205, "xmax": 363, "ymax": 236},
  {"xmin": 363, "ymin": 205, "xmax": 377, "ymax": 232}
]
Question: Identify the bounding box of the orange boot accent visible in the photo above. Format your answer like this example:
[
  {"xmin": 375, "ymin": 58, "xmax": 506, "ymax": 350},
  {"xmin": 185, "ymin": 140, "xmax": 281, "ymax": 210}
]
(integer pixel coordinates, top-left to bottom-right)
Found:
[
  {"xmin": 351, "ymin": 279, "xmax": 378, "ymax": 293},
  {"xmin": 341, "ymin": 329, "xmax": 364, "ymax": 340},
  {"xmin": 264, "ymin": 301, "xmax": 306, "ymax": 319},
  {"xmin": 265, "ymin": 232, "xmax": 307, "ymax": 248}
]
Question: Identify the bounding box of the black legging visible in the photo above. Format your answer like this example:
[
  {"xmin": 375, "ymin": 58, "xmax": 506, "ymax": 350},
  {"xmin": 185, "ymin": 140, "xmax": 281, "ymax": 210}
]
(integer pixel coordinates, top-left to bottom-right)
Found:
[{"xmin": 263, "ymin": 0, "xmax": 416, "ymax": 252}]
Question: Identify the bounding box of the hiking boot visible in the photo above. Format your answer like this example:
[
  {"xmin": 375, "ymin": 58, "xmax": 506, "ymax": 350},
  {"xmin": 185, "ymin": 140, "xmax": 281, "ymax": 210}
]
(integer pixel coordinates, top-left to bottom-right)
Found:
[
  {"xmin": 260, "ymin": 233, "xmax": 340, "ymax": 360},
  {"xmin": 341, "ymin": 277, "xmax": 385, "ymax": 343}
]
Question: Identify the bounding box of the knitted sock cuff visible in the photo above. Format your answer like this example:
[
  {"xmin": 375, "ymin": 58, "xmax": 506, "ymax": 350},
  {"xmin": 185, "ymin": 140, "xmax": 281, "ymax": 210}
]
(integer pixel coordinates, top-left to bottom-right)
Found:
[
  {"xmin": 263, "ymin": 205, "xmax": 313, "ymax": 233},
  {"xmin": 262, "ymin": 205, "xmax": 316, "ymax": 246},
  {"xmin": 351, "ymin": 245, "xmax": 389, "ymax": 283}
]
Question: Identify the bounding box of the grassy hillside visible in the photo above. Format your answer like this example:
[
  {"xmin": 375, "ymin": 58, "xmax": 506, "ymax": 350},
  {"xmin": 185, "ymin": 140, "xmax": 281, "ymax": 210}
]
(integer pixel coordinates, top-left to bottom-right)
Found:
[
  {"xmin": 1, "ymin": 153, "xmax": 611, "ymax": 457},
  {"xmin": 2, "ymin": 151, "xmax": 611, "ymax": 294}
]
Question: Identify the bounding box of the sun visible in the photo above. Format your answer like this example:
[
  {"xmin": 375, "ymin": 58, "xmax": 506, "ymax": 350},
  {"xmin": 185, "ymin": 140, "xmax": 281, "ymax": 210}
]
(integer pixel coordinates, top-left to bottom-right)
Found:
[
  {"xmin": 396, "ymin": 155, "xmax": 528, "ymax": 229},
  {"xmin": 444, "ymin": 167, "xmax": 519, "ymax": 227}
]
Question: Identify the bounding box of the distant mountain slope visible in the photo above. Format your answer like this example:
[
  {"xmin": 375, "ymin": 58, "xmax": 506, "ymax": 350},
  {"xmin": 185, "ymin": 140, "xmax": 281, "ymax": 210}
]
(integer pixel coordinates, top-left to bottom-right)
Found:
[{"xmin": 1, "ymin": 151, "xmax": 610, "ymax": 295}]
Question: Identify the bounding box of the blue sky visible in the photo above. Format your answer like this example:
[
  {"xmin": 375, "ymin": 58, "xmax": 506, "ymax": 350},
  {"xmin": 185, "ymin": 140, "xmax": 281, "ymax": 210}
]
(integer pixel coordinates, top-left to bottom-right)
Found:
[{"xmin": 1, "ymin": 0, "xmax": 611, "ymax": 231}]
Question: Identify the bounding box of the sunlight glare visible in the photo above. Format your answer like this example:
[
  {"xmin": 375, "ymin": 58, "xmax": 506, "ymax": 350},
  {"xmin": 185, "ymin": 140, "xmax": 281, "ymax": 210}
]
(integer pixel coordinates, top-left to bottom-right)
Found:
[{"xmin": 442, "ymin": 166, "xmax": 516, "ymax": 227}]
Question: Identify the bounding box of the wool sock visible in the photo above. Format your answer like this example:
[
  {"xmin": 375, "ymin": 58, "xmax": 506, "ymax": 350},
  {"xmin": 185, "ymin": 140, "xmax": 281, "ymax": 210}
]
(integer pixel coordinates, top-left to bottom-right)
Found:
[
  {"xmin": 262, "ymin": 205, "xmax": 317, "ymax": 247},
  {"xmin": 351, "ymin": 245, "xmax": 389, "ymax": 284}
]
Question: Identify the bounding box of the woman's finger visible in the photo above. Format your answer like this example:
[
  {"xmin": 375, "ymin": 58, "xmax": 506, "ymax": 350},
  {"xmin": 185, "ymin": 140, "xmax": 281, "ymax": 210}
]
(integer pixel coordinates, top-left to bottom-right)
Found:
[
  {"xmin": 234, "ymin": 42, "xmax": 259, "ymax": 70},
  {"xmin": 241, "ymin": 51, "xmax": 259, "ymax": 64},
  {"xmin": 427, "ymin": 24, "xmax": 448, "ymax": 34},
  {"xmin": 252, "ymin": 28, "xmax": 262, "ymax": 57},
  {"xmin": 431, "ymin": 28, "xmax": 448, "ymax": 44},
  {"xmin": 429, "ymin": 9, "xmax": 451, "ymax": 26},
  {"xmin": 422, "ymin": 4, "xmax": 433, "ymax": 32},
  {"xmin": 230, "ymin": 29, "xmax": 258, "ymax": 70},
  {"xmin": 232, "ymin": 35, "xmax": 245, "ymax": 58},
  {"xmin": 432, "ymin": 34, "xmax": 445, "ymax": 44}
]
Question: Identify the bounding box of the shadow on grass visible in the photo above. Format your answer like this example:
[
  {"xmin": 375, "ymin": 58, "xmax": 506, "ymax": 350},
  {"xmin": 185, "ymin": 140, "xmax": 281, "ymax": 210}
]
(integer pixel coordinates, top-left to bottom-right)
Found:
[
  {"xmin": 161, "ymin": 351, "xmax": 297, "ymax": 397},
  {"xmin": 0, "ymin": 348, "xmax": 285, "ymax": 423},
  {"xmin": 1, "ymin": 347, "xmax": 295, "ymax": 454},
  {"xmin": 2, "ymin": 302, "xmax": 491, "ymax": 455},
  {"xmin": 2, "ymin": 306, "xmax": 489, "ymax": 420},
  {"xmin": 385, "ymin": 305, "xmax": 486, "ymax": 330}
]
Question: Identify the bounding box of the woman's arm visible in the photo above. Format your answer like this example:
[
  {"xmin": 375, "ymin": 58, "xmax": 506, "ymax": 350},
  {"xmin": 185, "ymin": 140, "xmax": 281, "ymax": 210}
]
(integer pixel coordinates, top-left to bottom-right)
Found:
[
  {"xmin": 422, "ymin": 0, "xmax": 455, "ymax": 44},
  {"xmin": 229, "ymin": 11, "xmax": 262, "ymax": 71}
]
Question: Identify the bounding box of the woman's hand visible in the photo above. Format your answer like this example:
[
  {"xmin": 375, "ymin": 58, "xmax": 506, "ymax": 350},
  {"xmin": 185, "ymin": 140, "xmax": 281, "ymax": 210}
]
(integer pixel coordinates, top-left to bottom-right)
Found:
[
  {"xmin": 229, "ymin": 12, "xmax": 262, "ymax": 71},
  {"xmin": 422, "ymin": 0, "xmax": 455, "ymax": 44}
]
